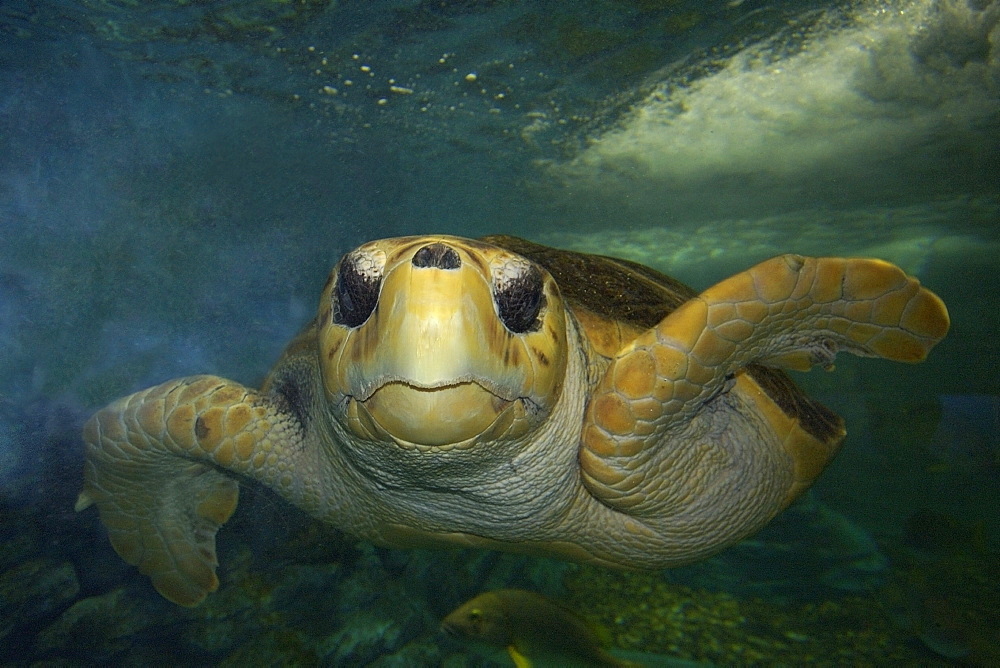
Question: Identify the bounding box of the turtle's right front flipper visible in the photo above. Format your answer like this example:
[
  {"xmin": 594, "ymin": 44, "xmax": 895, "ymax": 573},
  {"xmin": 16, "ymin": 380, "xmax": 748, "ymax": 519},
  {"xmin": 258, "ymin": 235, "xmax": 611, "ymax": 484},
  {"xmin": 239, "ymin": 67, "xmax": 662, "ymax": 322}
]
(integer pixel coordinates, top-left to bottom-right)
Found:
[
  {"xmin": 580, "ymin": 255, "xmax": 950, "ymax": 516},
  {"xmin": 76, "ymin": 375, "xmax": 306, "ymax": 606}
]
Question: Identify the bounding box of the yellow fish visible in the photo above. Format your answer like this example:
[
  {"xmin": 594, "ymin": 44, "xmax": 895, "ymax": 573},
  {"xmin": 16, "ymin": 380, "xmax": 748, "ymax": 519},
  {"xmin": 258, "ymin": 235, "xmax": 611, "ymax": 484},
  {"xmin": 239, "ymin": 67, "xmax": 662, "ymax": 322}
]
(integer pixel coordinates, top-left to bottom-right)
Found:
[{"xmin": 441, "ymin": 588, "xmax": 642, "ymax": 667}]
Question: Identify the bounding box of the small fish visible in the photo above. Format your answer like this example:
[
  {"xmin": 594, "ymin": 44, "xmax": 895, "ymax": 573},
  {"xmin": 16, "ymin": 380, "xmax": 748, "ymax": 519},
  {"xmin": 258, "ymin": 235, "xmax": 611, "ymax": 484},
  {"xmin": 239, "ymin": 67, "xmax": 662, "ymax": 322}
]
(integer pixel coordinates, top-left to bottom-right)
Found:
[{"xmin": 441, "ymin": 588, "xmax": 642, "ymax": 667}]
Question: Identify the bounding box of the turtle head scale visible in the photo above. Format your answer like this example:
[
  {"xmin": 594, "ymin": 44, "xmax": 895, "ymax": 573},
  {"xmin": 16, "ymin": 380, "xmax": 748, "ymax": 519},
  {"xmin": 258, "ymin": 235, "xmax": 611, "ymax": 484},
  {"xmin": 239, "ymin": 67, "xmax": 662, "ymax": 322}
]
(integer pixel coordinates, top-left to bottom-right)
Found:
[{"xmin": 317, "ymin": 236, "xmax": 569, "ymax": 448}]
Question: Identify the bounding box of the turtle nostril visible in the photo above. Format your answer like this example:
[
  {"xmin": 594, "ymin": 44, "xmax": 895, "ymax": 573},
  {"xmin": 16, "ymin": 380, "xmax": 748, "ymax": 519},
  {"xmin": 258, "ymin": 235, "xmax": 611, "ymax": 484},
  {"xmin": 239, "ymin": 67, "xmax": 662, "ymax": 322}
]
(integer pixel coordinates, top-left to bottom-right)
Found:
[{"xmin": 412, "ymin": 243, "xmax": 461, "ymax": 270}]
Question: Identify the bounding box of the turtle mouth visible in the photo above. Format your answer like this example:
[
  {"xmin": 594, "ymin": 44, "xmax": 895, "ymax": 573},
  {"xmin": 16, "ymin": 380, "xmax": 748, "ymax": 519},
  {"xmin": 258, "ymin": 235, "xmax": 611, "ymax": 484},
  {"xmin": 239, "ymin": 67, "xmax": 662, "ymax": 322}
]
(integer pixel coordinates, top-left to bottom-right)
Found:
[
  {"xmin": 348, "ymin": 379, "xmax": 525, "ymax": 447},
  {"xmin": 352, "ymin": 375, "xmax": 518, "ymax": 403}
]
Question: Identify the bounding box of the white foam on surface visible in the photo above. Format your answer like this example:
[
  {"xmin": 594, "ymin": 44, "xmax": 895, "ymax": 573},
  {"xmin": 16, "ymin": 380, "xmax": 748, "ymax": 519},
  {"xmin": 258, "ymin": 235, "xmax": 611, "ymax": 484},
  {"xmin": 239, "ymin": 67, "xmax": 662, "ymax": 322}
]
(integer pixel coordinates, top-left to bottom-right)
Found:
[{"xmin": 550, "ymin": 0, "xmax": 999, "ymax": 194}]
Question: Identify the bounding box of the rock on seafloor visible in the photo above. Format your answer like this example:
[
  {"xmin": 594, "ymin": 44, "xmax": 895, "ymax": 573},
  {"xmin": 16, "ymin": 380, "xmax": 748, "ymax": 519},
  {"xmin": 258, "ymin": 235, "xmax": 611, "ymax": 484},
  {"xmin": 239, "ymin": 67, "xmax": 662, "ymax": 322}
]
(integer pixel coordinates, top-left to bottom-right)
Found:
[{"xmin": 1, "ymin": 559, "xmax": 79, "ymax": 645}]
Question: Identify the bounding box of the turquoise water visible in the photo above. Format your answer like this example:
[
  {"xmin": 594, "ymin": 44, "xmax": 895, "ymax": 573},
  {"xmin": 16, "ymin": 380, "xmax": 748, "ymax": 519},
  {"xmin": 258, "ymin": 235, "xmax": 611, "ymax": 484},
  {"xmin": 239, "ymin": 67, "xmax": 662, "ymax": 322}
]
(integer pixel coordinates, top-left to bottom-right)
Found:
[{"xmin": 1, "ymin": 0, "xmax": 997, "ymax": 664}]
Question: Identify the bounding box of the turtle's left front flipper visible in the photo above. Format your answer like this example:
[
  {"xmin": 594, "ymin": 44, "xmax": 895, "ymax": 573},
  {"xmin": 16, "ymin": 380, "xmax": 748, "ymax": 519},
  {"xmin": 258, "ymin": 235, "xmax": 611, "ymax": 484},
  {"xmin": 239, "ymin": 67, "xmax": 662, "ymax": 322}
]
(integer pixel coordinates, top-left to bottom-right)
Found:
[
  {"xmin": 580, "ymin": 254, "xmax": 949, "ymax": 515},
  {"xmin": 76, "ymin": 375, "xmax": 308, "ymax": 606}
]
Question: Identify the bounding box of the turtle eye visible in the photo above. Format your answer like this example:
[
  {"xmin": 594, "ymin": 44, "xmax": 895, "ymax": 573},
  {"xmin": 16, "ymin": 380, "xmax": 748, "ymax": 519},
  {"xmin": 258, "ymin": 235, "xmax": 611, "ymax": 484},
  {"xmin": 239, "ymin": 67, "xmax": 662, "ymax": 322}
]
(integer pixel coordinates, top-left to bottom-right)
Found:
[
  {"xmin": 332, "ymin": 250, "xmax": 382, "ymax": 328},
  {"xmin": 494, "ymin": 262, "xmax": 544, "ymax": 334}
]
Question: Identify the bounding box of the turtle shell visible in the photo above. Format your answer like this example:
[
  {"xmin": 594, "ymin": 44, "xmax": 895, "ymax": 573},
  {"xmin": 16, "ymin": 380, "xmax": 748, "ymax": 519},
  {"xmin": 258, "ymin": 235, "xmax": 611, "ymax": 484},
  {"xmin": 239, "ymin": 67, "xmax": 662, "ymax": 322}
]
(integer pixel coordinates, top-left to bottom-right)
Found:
[{"xmin": 481, "ymin": 234, "xmax": 845, "ymax": 447}]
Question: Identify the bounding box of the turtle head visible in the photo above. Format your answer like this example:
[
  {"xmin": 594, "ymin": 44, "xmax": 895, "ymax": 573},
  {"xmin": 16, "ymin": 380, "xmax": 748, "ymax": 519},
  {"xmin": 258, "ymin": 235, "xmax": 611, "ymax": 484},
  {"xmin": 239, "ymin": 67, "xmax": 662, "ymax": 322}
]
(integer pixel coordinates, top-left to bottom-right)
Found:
[{"xmin": 318, "ymin": 236, "xmax": 568, "ymax": 449}]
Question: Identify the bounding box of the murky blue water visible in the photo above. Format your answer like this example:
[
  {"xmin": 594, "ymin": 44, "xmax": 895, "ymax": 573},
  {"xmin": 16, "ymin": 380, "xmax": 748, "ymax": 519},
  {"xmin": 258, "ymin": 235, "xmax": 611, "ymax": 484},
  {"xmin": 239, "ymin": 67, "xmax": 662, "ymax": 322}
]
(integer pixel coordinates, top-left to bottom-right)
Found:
[{"xmin": 2, "ymin": 0, "xmax": 997, "ymax": 665}]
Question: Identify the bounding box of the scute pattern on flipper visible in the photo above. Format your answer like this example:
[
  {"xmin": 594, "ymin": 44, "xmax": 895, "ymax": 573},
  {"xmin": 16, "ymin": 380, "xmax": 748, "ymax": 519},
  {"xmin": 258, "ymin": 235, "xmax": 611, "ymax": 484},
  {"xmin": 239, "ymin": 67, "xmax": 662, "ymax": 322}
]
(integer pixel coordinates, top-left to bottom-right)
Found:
[
  {"xmin": 146, "ymin": 470, "xmax": 240, "ymax": 606},
  {"xmin": 81, "ymin": 392, "xmax": 242, "ymax": 606},
  {"xmin": 79, "ymin": 374, "xmax": 311, "ymax": 606},
  {"xmin": 579, "ymin": 254, "xmax": 949, "ymax": 517}
]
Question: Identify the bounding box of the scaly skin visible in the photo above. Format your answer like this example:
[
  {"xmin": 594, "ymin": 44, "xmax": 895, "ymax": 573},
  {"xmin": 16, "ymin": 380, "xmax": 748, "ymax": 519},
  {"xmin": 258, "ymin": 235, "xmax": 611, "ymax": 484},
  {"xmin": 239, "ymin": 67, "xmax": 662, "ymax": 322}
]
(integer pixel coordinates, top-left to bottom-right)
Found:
[
  {"xmin": 77, "ymin": 240, "xmax": 950, "ymax": 606},
  {"xmin": 580, "ymin": 255, "xmax": 949, "ymax": 513},
  {"xmin": 77, "ymin": 376, "xmax": 311, "ymax": 606}
]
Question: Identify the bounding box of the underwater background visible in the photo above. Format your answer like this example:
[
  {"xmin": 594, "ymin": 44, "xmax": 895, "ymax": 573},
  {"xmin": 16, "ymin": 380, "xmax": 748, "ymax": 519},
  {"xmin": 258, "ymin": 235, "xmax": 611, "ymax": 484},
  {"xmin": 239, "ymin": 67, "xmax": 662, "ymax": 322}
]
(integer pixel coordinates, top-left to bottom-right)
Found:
[{"xmin": 1, "ymin": 0, "xmax": 998, "ymax": 665}]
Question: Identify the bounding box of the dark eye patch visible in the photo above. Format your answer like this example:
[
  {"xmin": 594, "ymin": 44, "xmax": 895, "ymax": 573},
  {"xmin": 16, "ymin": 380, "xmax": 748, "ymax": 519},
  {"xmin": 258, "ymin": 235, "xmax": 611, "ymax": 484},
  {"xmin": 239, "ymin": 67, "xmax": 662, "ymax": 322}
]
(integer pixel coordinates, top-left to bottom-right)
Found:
[
  {"xmin": 495, "ymin": 264, "xmax": 544, "ymax": 333},
  {"xmin": 332, "ymin": 253, "xmax": 381, "ymax": 327}
]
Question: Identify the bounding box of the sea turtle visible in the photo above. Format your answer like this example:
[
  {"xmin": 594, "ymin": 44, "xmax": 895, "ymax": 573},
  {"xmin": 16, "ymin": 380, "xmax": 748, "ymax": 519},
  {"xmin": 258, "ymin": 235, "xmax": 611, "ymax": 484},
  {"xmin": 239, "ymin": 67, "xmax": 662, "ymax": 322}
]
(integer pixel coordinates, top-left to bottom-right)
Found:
[{"xmin": 77, "ymin": 235, "xmax": 949, "ymax": 606}]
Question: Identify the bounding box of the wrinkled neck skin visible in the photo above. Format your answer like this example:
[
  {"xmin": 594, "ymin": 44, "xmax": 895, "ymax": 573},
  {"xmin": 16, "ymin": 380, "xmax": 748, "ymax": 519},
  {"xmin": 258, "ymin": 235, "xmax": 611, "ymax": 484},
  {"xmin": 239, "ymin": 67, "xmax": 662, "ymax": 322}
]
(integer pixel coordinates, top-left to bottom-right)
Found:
[
  {"xmin": 315, "ymin": 313, "xmax": 598, "ymax": 543},
  {"xmin": 290, "ymin": 309, "xmax": 792, "ymax": 570}
]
